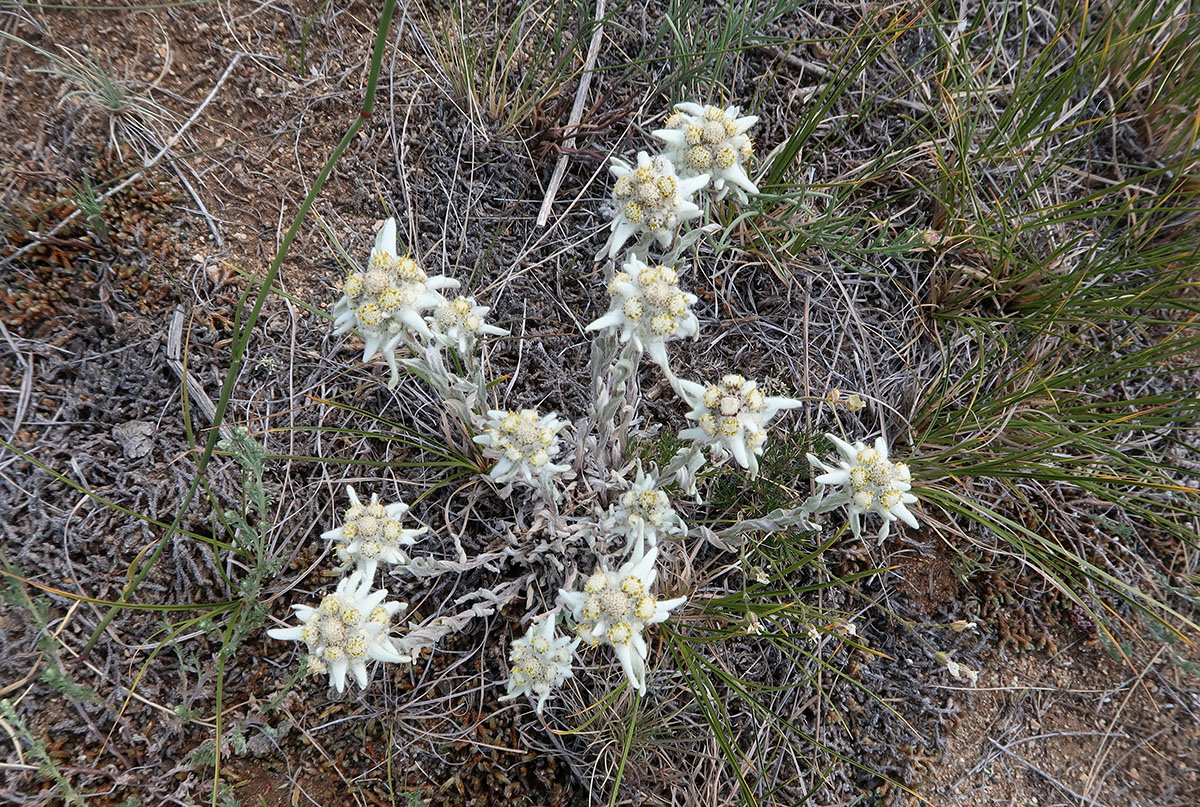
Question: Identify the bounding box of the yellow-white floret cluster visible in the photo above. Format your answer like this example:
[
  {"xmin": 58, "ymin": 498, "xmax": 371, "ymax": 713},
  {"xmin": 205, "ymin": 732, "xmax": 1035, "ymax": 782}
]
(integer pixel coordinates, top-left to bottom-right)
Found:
[
  {"xmin": 607, "ymin": 151, "xmax": 709, "ymax": 258},
  {"xmin": 607, "ymin": 464, "xmax": 684, "ymax": 557},
  {"xmin": 500, "ymin": 617, "xmax": 580, "ymax": 715},
  {"xmin": 585, "ymin": 255, "xmax": 698, "ymax": 370},
  {"xmin": 652, "ymin": 103, "xmax": 758, "ymax": 202},
  {"xmin": 322, "ymin": 486, "xmax": 426, "ymax": 579},
  {"xmin": 429, "ymin": 295, "xmax": 508, "ymax": 354},
  {"xmin": 806, "ymin": 434, "xmax": 919, "ymax": 541},
  {"xmin": 473, "ymin": 408, "xmax": 571, "ymax": 488},
  {"xmin": 558, "ymin": 547, "xmax": 686, "ymax": 695},
  {"xmin": 675, "ymin": 374, "xmax": 801, "ymax": 477},
  {"xmin": 267, "ymin": 570, "xmax": 409, "ymax": 692},
  {"xmin": 331, "ymin": 218, "xmax": 460, "ymax": 386}
]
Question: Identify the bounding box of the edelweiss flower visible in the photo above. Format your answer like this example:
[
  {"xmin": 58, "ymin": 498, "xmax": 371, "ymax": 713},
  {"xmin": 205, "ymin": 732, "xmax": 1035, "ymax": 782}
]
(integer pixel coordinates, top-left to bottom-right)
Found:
[
  {"xmin": 429, "ymin": 295, "xmax": 508, "ymax": 354},
  {"xmin": 585, "ymin": 256, "xmax": 699, "ymax": 370},
  {"xmin": 473, "ymin": 408, "xmax": 571, "ymax": 488},
  {"xmin": 806, "ymin": 434, "xmax": 919, "ymax": 541},
  {"xmin": 607, "ymin": 464, "xmax": 684, "ymax": 557},
  {"xmin": 559, "ymin": 547, "xmax": 686, "ymax": 695},
  {"xmin": 267, "ymin": 571, "xmax": 409, "ymax": 692},
  {"xmin": 321, "ymin": 486, "xmax": 426, "ymax": 580},
  {"xmin": 652, "ymin": 103, "xmax": 758, "ymax": 202},
  {"xmin": 676, "ymin": 374, "xmax": 801, "ymax": 477},
  {"xmin": 606, "ymin": 151, "xmax": 708, "ymax": 258},
  {"xmin": 331, "ymin": 218, "xmax": 460, "ymax": 386},
  {"xmin": 500, "ymin": 617, "xmax": 580, "ymax": 715}
]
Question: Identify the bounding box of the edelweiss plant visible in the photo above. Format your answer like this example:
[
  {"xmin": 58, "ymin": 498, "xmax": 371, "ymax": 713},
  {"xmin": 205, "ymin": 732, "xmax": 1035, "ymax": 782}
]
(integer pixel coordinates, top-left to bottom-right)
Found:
[
  {"xmin": 283, "ymin": 95, "xmax": 858, "ymax": 731},
  {"xmin": 332, "ymin": 218, "xmax": 460, "ymax": 386},
  {"xmin": 429, "ymin": 294, "xmax": 508, "ymax": 354},
  {"xmin": 606, "ymin": 151, "xmax": 708, "ymax": 258},
  {"xmin": 500, "ymin": 616, "xmax": 581, "ymax": 715},
  {"xmin": 806, "ymin": 434, "xmax": 918, "ymax": 541},
  {"xmin": 267, "ymin": 570, "xmax": 409, "ymax": 692},
  {"xmin": 322, "ymin": 486, "xmax": 426, "ymax": 579},
  {"xmin": 605, "ymin": 463, "xmax": 684, "ymax": 558},
  {"xmin": 559, "ymin": 547, "xmax": 686, "ymax": 695},
  {"xmin": 473, "ymin": 408, "xmax": 571, "ymax": 490},
  {"xmin": 675, "ymin": 374, "xmax": 801, "ymax": 477},
  {"xmin": 653, "ymin": 102, "xmax": 758, "ymax": 202},
  {"xmin": 585, "ymin": 255, "xmax": 699, "ymax": 371}
]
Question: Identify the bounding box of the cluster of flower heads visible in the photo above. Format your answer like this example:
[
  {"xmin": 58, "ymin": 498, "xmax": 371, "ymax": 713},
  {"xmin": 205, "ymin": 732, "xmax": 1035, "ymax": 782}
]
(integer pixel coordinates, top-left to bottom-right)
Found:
[
  {"xmin": 268, "ymin": 485, "xmax": 431, "ymax": 692},
  {"xmin": 607, "ymin": 152, "xmax": 708, "ymax": 258},
  {"xmin": 559, "ymin": 547, "xmax": 685, "ymax": 695},
  {"xmin": 586, "ymin": 255, "xmax": 699, "ymax": 370},
  {"xmin": 322, "ymin": 486, "xmax": 426, "ymax": 580},
  {"xmin": 500, "ymin": 617, "xmax": 580, "ymax": 714},
  {"xmin": 332, "ymin": 219, "xmax": 507, "ymax": 386},
  {"xmin": 277, "ymin": 95, "xmax": 930, "ymax": 723},
  {"xmin": 590, "ymin": 103, "xmax": 802, "ymax": 478},
  {"xmin": 473, "ymin": 408, "xmax": 571, "ymax": 489},
  {"xmin": 653, "ymin": 103, "xmax": 759, "ymax": 202},
  {"xmin": 606, "ymin": 463, "xmax": 685, "ymax": 557},
  {"xmin": 677, "ymin": 374, "xmax": 802, "ymax": 477},
  {"xmin": 431, "ymin": 295, "xmax": 508, "ymax": 354},
  {"xmin": 605, "ymin": 102, "xmax": 759, "ymax": 258},
  {"xmin": 806, "ymin": 434, "xmax": 918, "ymax": 541},
  {"xmin": 267, "ymin": 570, "xmax": 409, "ymax": 692}
]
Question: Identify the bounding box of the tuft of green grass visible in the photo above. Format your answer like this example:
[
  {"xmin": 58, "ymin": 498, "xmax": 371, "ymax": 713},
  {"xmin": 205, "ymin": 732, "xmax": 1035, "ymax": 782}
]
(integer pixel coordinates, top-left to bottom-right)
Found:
[{"xmin": 415, "ymin": 0, "xmax": 603, "ymax": 136}]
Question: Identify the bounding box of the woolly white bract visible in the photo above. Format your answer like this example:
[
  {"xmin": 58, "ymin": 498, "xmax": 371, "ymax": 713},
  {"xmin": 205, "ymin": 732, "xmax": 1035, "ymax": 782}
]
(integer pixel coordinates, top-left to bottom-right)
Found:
[
  {"xmin": 806, "ymin": 434, "xmax": 918, "ymax": 541},
  {"xmin": 429, "ymin": 294, "xmax": 508, "ymax": 354},
  {"xmin": 653, "ymin": 103, "xmax": 758, "ymax": 202},
  {"xmin": 500, "ymin": 616, "xmax": 580, "ymax": 715},
  {"xmin": 321, "ymin": 486, "xmax": 426, "ymax": 580},
  {"xmin": 586, "ymin": 256, "xmax": 699, "ymax": 371},
  {"xmin": 607, "ymin": 464, "xmax": 684, "ymax": 558},
  {"xmin": 676, "ymin": 374, "xmax": 801, "ymax": 477},
  {"xmin": 559, "ymin": 547, "xmax": 685, "ymax": 695},
  {"xmin": 332, "ymin": 218, "xmax": 460, "ymax": 386},
  {"xmin": 607, "ymin": 151, "xmax": 708, "ymax": 258},
  {"xmin": 473, "ymin": 408, "xmax": 571, "ymax": 488},
  {"xmin": 267, "ymin": 570, "xmax": 409, "ymax": 692}
]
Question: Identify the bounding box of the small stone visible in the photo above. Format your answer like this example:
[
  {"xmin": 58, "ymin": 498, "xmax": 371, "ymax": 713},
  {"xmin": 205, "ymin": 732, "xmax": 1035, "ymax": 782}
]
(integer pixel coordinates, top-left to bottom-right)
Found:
[{"xmin": 112, "ymin": 420, "xmax": 155, "ymax": 459}]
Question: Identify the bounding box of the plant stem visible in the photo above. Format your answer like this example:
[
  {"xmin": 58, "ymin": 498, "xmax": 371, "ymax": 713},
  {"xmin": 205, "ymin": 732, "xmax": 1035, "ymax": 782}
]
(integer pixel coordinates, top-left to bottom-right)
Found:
[{"xmin": 83, "ymin": 0, "xmax": 399, "ymax": 655}]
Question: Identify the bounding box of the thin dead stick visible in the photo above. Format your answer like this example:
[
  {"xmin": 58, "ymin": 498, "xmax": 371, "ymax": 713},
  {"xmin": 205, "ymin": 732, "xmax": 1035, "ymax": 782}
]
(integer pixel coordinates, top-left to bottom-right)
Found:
[
  {"xmin": 536, "ymin": 0, "xmax": 605, "ymax": 227},
  {"xmin": 166, "ymin": 307, "xmax": 232, "ymax": 442},
  {"xmin": 0, "ymin": 54, "xmax": 242, "ymax": 268}
]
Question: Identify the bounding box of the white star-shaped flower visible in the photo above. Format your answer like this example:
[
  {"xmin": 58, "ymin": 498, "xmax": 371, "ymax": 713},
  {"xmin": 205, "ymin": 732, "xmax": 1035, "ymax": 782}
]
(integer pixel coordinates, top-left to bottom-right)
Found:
[
  {"xmin": 331, "ymin": 218, "xmax": 460, "ymax": 386},
  {"xmin": 605, "ymin": 151, "xmax": 708, "ymax": 258},
  {"xmin": 605, "ymin": 464, "xmax": 684, "ymax": 558},
  {"xmin": 585, "ymin": 255, "xmax": 699, "ymax": 371},
  {"xmin": 805, "ymin": 434, "xmax": 919, "ymax": 541},
  {"xmin": 500, "ymin": 616, "xmax": 581, "ymax": 715},
  {"xmin": 473, "ymin": 408, "xmax": 571, "ymax": 489},
  {"xmin": 428, "ymin": 294, "xmax": 508, "ymax": 354},
  {"xmin": 675, "ymin": 374, "xmax": 801, "ymax": 477},
  {"xmin": 558, "ymin": 547, "xmax": 686, "ymax": 695},
  {"xmin": 321, "ymin": 486, "xmax": 427, "ymax": 580},
  {"xmin": 652, "ymin": 103, "xmax": 758, "ymax": 202},
  {"xmin": 267, "ymin": 570, "xmax": 409, "ymax": 692}
]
